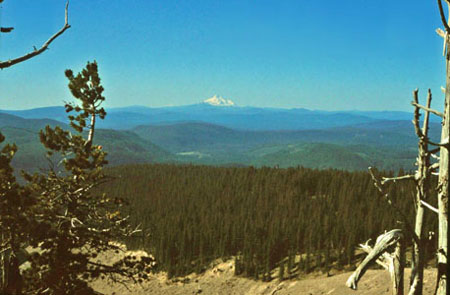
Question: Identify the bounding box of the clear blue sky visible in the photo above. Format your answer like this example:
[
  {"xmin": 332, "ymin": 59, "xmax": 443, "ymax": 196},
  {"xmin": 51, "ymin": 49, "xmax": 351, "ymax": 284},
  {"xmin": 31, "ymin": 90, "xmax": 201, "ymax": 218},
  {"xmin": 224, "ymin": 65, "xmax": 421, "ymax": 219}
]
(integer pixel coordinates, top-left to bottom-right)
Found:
[{"xmin": 0, "ymin": 0, "xmax": 447, "ymax": 111}]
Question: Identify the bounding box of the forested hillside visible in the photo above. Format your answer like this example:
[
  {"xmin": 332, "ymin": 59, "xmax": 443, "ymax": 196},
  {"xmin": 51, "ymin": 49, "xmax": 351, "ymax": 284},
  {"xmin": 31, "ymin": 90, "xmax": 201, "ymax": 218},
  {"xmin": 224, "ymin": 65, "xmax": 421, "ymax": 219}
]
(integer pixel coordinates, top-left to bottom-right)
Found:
[
  {"xmin": 0, "ymin": 113, "xmax": 172, "ymax": 171},
  {"xmin": 1, "ymin": 111, "xmax": 429, "ymax": 171},
  {"xmin": 133, "ymin": 121, "xmax": 429, "ymax": 150},
  {"xmin": 248, "ymin": 143, "xmax": 417, "ymax": 171},
  {"xmin": 101, "ymin": 164, "xmax": 438, "ymax": 280}
]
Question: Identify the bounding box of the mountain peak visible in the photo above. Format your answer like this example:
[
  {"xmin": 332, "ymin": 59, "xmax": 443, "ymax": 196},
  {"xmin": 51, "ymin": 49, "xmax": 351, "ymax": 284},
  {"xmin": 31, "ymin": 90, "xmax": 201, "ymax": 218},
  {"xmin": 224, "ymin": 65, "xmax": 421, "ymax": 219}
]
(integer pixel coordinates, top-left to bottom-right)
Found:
[{"xmin": 203, "ymin": 95, "xmax": 235, "ymax": 107}]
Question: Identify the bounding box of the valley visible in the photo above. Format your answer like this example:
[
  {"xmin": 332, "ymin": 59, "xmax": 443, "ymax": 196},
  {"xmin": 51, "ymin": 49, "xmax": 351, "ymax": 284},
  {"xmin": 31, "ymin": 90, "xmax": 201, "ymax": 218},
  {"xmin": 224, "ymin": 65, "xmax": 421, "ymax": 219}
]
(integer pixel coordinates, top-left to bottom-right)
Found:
[{"xmin": 0, "ymin": 101, "xmax": 436, "ymax": 172}]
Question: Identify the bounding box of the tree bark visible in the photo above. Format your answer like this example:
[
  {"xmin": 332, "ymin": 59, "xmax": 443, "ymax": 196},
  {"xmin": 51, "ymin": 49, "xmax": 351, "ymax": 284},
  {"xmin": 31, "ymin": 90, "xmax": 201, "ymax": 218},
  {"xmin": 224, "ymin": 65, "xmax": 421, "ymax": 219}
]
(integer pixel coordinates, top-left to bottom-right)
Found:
[
  {"xmin": 87, "ymin": 113, "xmax": 96, "ymax": 147},
  {"xmin": 0, "ymin": 233, "xmax": 6, "ymax": 292},
  {"xmin": 435, "ymin": 2, "xmax": 450, "ymax": 294},
  {"xmin": 409, "ymin": 90, "xmax": 432, "ymax": 295},
  {"xmin": 409, "ymin": 205, "xmax": 425, "ymax": 295},
  {"xmin": 392, "ymin": 239, "xmax": 405, "ymax": 295},
  {"xmin": 436, "ymin": 55, "xmax": 450, "ymax": 294}
]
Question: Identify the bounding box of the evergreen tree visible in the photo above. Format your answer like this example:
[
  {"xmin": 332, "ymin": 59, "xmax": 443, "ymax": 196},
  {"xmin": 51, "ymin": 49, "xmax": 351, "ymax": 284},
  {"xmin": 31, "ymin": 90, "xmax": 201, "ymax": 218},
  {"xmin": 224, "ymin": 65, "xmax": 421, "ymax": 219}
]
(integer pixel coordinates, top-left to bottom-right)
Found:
[
  {"xmin": 2, "ymin": 61, "xmax": 153, "ymax": 294},
  {"xmin": 278, "ymin": 260, "xmax": 285, "ymax": 281},
  {"xmin": 0, "ymin": 136, "xmax": 34, "ymax": 293},
  {"xmin": 1, "ymin": 2, "xmax": 72, "ymax": 292}
]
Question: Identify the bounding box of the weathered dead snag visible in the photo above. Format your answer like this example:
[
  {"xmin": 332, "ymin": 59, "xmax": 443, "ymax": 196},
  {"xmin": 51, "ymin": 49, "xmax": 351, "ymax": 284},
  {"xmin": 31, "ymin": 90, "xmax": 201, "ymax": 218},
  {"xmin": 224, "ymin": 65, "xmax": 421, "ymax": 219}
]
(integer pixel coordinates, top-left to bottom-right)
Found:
[
  {"xmin": 434, "ymin": 1, "xmax": 450, "ymax": 294},
  {"xmin": 409, "ymin": 89, "xmax": 434, "ymax": 295},
  {"xmin": 347, "ymin": 88, "xmax": 439, "ymax": 295},
  {"xmin": 346, "ymin": 229, "xmax": 405, "ymax": 295}
]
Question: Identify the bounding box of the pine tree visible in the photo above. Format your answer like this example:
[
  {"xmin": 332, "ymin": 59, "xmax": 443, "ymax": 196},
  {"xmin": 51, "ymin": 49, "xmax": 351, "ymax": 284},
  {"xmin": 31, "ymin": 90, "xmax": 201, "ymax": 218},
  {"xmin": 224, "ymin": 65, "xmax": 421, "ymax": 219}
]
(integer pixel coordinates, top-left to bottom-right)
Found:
[
  {"xmin": 1, "ymin": 61, "xmax": 154, "ymax": 294},
  {"xmin": 0, "ymin": 136, "xmax": 34, "ymax": 293},
  {"xmin": 0, "ymin": 2, "xmax": 72, "ymax": 292}
]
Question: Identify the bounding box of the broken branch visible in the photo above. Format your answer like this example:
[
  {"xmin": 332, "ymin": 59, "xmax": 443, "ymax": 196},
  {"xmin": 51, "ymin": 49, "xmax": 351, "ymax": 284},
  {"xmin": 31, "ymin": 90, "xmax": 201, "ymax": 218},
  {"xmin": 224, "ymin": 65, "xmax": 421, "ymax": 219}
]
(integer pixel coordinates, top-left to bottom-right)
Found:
[
  {"xmin": 429, "ymin": 162, "xmax": 440, "ymax": 171},
  {"xmin": 430, "ymin": 148, "xmax": 441, "ymax": 155},
  {"xmin": 420, "ymin": 200, "xmax": 439, "ymax": 214},
  {"xmin": 438, "ymin": 0, "xmax": 450, "ymax": 33},
  {"xmin": 0, "ymin": 1, "xmax": 70, "ymax": 69},
  {"xmin": 368, "ymin": 167, "xmax": 419, "ymax": 244},
  {"xmin": 437, "ymin": 28, "xmax": 446, "ymax": 38},
  {"xmin": 412, "ymin": 90, "xmax": 449, "ymax": 147},
  {"xmin": 411, "ymin": 102, "xmax": 444, "ymax": 119},
  {"xmin": 381, "ymin": 174, "xmax": 416, "ymax": 185}
]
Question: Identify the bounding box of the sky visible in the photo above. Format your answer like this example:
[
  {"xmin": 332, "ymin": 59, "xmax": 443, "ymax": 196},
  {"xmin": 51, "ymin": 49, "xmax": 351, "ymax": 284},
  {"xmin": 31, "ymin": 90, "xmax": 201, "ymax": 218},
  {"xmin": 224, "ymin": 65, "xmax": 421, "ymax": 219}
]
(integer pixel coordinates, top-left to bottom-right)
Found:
[{"xmin": 0, "ymin": 0, "xmax": 447, "ymax": 111}]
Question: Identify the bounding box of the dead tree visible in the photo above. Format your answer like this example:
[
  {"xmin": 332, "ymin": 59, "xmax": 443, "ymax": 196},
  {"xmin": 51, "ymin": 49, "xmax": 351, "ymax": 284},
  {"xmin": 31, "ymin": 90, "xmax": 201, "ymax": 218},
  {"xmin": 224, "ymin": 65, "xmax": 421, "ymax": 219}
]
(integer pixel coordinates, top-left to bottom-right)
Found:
[
  {"xmin": 349, "ymin": 1, "xmax": 450, "ymax": 291},
  {"xmin": 346, "ymin": 229, "xmax": 405, "ymax": 295},
  {"xmin": 347, "ymin": 0, "xmax": 450, "ymax": 290},
  {"xmin": 358, "ymin": 1, "xmax": 450, "ymax": 294},
  {"xmin": 346, "ymin": 167, "xmax": 417, "ymax": 295},
  {"xmin": 0, "ymin": 1, "xmax": 70, "ymax": 69},
  {"xmin": 346, "ymin": 92, "xmax": 437, "ymax": 295},
  {"xmin": 435, "ymin": 1, "xmax": 450, "ymax": 294},
  {"xmin": 409, "ymin": 89, "xmax": 436, "ymax": 295}
]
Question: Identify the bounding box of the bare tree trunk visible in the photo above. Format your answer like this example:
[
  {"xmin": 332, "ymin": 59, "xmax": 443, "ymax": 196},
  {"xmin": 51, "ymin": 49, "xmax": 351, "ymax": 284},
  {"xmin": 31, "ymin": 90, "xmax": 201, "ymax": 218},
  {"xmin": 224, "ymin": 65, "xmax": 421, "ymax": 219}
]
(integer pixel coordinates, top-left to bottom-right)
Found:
[
  {"xmin": 409, "ymin": 89, "xmax": 433, "ymax": 295},
  {"xmin": 0, "ymin": 233, "xmax": 6, "ymax": 292},
  {"xmin": 0, "ymin": 250, "xmax": 18, "ymax": 295},
  {"xmin": 409, "ymin": 205, "xmax": 425, "ymax": 295},
  {"xmin": 87, "ymin": 113, "xmax": 96, "ymax": 147},
  {"xmin": 392, "ymin": 238, "xmax": 405, "ymax": 295},
  {"xmin": 436, "ymin": 73, "xmax": 449, "ymax": 295},
  {"xmin": 436, "ymin": 2, "xmax": 450, "ymax": 293}
]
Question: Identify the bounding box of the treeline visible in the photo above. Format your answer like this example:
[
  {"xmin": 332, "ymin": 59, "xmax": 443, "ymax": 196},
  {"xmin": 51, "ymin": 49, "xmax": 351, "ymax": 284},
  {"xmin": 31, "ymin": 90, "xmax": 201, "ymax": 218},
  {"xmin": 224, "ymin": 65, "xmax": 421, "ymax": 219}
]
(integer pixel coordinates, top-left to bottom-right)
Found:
[{"xmin": 100, "ymin": 164, "xmax": 437, "ymax": 279}]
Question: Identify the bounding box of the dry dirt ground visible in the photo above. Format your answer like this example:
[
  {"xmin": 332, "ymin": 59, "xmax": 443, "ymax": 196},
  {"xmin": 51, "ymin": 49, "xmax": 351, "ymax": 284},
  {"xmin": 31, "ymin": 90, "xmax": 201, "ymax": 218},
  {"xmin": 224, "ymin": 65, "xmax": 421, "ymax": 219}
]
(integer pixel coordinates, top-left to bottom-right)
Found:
[{"xmin": 92, "ymin": 258, "xmax": 438, "ymax": 295}]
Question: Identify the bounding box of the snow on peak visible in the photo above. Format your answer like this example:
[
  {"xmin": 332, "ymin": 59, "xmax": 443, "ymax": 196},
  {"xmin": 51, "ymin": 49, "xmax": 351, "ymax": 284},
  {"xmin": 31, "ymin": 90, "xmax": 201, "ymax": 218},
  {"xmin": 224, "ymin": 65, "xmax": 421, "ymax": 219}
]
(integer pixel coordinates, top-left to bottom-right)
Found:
[{"xmin": 203, "ymin": 95, "xmax": 235, "ymax": 107}]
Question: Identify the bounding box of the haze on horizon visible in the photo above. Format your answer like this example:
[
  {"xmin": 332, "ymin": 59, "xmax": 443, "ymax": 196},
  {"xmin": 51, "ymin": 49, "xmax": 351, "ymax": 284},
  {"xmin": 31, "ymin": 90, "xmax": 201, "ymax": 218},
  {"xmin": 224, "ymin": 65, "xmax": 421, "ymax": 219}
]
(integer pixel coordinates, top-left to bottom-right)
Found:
[{"xmin": 0, "ymin": 0, "xmax": 446, "ymax": 112}]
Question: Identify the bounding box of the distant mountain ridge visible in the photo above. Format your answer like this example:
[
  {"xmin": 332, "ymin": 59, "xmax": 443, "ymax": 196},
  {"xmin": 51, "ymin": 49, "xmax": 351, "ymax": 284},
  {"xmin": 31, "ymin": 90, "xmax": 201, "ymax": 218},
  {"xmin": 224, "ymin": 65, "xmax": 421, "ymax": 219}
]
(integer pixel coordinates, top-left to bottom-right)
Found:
[
  {"xmin": 0, "ymin": 102, "xmax": 434, "ymax": 131},
  {"xmin": 133, "ymin": 120, "xmax": 436, "ymax": 153},
  {"xmin": 131, "ymin": 120, "xmax": 438, "ymax": 170},
  {"xmin": 0, "ymin": 101, "xmax": 438, "ymax": 171}
]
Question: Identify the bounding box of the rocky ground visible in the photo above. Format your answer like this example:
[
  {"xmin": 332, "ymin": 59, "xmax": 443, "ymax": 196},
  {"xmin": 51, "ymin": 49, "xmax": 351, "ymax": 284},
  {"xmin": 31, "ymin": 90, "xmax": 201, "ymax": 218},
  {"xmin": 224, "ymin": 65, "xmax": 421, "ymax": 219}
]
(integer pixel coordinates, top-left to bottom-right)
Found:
[{"xmin": 92, "ymin": 257, "xmax": 437, "ymax": 295}]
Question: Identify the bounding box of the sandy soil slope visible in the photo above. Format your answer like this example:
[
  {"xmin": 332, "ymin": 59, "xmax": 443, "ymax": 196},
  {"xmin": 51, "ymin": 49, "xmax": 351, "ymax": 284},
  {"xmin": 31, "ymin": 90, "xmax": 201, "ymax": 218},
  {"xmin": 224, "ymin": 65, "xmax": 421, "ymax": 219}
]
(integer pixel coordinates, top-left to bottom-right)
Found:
[{"xmin": 92, "ymin": 258, "xmax": 437, "ymax": 295}]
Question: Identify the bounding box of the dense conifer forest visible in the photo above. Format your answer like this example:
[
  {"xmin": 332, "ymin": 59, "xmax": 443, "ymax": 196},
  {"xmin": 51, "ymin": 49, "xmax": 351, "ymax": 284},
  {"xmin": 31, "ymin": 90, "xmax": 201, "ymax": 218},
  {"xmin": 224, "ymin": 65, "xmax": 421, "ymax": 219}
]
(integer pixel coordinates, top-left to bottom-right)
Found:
[{"xmin": 100, "ymin": 163, "xmax": 438, "ymax": 280}]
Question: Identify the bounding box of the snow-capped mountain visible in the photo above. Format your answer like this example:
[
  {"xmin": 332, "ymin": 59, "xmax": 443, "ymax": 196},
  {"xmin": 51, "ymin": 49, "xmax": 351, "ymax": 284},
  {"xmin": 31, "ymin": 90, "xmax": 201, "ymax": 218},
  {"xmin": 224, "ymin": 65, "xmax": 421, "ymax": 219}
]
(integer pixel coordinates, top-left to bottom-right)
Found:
[
  {"xmin": 203, "ymin": 95, "xmax": 235, "ymax": 107},
  {"xmin": 1, "ymin": 99, "xmax": 433, "ymax": 132}
]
